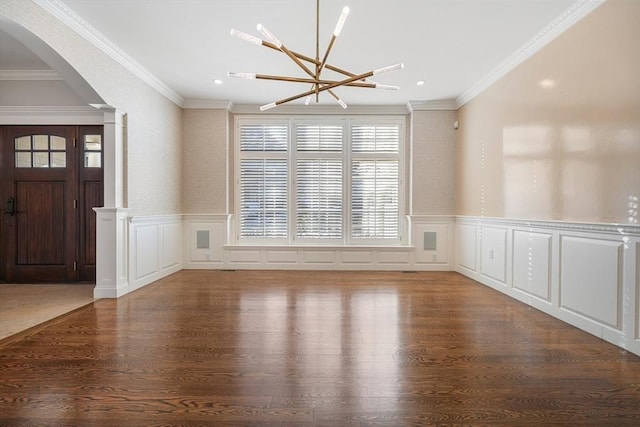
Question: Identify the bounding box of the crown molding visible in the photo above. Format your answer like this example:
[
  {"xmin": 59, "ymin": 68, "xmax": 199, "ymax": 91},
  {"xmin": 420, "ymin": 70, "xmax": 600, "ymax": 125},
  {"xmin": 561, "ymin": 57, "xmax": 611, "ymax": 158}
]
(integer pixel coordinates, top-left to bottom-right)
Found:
[
  {"xmin": 182, "ymin": 99, "xmax": 233, "ymax": 110},
  {"xmin": 407, "ymin": 100, "xmax": 457, "ymax": 112},
  {"xmin": 229, "ymin": 104, "xmax": 410, "ymax": 115},
  {"xmin": 455, "ymin": 0, "xmax": 606, "ymax": 108},
  {"xmin": 0, "ymin": 69, "xmax": 62, "ymax": 80},
  {"xmin": 33, "ymin": 0, "xmax": 184, "ymax": 107},
  {"xmin": 0, "ymin": 105, "xmax": 105, "ymax": 124}
]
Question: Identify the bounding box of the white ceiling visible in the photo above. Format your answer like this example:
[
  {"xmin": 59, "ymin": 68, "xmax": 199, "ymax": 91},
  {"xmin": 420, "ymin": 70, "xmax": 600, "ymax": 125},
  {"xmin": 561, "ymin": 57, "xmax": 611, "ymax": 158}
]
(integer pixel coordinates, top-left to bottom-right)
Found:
[{"xmin": 2, "ymin": 0, "xmax": 585, "ymax": 107}]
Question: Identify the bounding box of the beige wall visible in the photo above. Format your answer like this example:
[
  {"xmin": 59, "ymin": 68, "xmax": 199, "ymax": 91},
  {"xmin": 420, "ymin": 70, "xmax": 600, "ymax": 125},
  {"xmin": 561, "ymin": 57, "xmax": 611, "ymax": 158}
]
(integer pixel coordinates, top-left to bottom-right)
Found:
[
  {"xmin": 181, "ymin": 109, "xmax": 228, "ymax": 214},
  {"xmin": 457, "ymin": 0, "xmax": 640, "ymax": 223},
  {"xmin": 0, "ymin": 0, "xmax": 183, "ymax": 215},
  {"xmin": 411, "ymin": 110, "xmax": 457, "ymax": 215}
]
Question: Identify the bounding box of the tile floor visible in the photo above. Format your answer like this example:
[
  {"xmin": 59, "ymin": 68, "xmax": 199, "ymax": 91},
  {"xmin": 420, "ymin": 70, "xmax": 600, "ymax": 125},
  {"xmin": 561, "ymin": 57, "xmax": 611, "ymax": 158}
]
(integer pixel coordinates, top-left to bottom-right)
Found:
[{"xmin": 0, "ymin": 283, "xmax": 94, "ymax": 340}]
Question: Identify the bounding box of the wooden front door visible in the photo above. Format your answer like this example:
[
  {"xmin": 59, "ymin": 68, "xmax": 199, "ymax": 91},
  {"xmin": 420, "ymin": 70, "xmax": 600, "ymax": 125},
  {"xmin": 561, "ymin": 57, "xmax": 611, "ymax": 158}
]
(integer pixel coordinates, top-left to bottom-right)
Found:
[{"xmin": 0, "ymin": 125, "xmax": 103, "ymax": 283}]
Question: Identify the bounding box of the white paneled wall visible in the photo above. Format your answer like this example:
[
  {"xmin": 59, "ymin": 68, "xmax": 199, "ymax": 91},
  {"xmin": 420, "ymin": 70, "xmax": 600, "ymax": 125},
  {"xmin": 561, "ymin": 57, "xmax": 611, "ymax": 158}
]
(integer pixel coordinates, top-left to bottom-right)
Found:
[
  {"xmin": 480, "ymin": 227, "xmax": 508, "ymax": 284},
  {"xmin": 512, "ymin": 230, "xmax": 552, "ymax": 302},
  {"xmin": 128, "ymin": 215, "xmax": 182, "ymax": 293},
  {"xmin": 179, "ymin": 215, "xmax": 455, "ymax": 271},
  {"xmin": 455, "ymin": 217, "xmax": 640, "ymax": 356},
  {"xmin": 560, "ymin": 236, "xmax": 623, "ymax": 329},
  {"xmin": 106, "ymin": 213, "xmax": 640, "ymax": 356}
]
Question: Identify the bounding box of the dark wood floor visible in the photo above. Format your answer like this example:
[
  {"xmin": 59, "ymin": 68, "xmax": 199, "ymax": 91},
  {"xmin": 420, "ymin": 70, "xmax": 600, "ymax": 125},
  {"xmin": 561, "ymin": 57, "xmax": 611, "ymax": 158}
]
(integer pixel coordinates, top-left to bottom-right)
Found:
[{"xmin": 1, "ymin": 270, "xmax": 639, "ymax": 426}]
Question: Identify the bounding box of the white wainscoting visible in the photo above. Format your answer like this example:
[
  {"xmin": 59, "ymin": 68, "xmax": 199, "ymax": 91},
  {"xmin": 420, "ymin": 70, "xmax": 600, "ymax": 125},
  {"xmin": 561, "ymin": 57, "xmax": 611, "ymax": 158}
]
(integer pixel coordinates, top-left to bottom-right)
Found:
[
  {"xmin": 128, "ymin": 215, "xmax": 182, "ymax": 293},
  {"xmin": 455, "ymin": 217, "xmax": 640, "ymax": 356},
  {"xmin": 182, "ymin": 214, "xmax": 229, "ymax": 269},
  {"xmin": 180, "ymin": 215, "xmax": 455, "ymax": 271}
]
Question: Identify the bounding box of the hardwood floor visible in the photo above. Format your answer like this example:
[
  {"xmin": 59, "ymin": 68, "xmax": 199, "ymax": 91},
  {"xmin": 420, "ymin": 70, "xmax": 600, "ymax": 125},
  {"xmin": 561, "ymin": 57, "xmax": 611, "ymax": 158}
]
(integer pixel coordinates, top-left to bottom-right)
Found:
[{"xmin": 1, "ymin": 270, "xmax": 638, "ymax": 426}]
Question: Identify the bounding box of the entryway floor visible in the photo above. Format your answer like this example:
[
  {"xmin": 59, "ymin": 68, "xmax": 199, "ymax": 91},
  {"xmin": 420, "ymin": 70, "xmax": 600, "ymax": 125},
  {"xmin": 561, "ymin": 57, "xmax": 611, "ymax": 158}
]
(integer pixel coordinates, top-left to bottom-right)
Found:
[{"xmin": 0, "ymin": 283, "xmax": 94, "ymax": 340}]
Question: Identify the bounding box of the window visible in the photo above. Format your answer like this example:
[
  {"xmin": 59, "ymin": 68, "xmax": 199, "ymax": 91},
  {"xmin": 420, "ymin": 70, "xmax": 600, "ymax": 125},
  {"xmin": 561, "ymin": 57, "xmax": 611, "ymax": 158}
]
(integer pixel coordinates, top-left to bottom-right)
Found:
[
  {"xmin": 351, "ymin": 124, "xmax": 400, "ymax": 239},
  {"xmin": 15, "ymin": 134, "xmax": 66, "ymax": 168},
  {"xmin": 295, "ymin": 122, "xmax": 344, "ymax": 242},
  {"xmin": 236, "ymin": 117, "xmax": 404, "ymax": 245},
  {"xmin": 83, "ymin": 134, "xmax": 102, "ymax": 168},
  {"xmin": 238, "ymin": 123, "xmax": 288, "ymax": 240}
]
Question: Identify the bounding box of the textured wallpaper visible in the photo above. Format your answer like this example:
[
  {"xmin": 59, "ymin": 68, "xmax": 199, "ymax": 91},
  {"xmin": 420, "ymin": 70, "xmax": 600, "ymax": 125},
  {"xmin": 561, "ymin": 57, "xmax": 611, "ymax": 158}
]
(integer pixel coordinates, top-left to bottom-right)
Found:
[
  {"xmin": 181, "ymin": 109, "xmax": 228, "ymax": 214},
  {"xmin": 411, "ymin": 110, "xmax": 457, "ymax": 215}
]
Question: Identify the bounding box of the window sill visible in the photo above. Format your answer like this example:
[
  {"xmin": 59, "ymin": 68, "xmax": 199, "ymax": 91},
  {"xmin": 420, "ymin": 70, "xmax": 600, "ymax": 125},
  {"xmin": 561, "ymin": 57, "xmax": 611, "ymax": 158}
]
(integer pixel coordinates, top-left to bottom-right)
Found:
[{"xmin": 224, "ymin": 244, "xmax": 415, "ymax": 251}]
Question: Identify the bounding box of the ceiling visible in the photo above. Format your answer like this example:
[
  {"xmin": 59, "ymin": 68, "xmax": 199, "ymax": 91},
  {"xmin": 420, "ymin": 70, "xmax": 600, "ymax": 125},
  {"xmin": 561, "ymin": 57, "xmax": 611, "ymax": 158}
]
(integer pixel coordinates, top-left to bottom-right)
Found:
[{"xmin": 1, "ymin": 0, "xmax": 583, "ymax": 107}]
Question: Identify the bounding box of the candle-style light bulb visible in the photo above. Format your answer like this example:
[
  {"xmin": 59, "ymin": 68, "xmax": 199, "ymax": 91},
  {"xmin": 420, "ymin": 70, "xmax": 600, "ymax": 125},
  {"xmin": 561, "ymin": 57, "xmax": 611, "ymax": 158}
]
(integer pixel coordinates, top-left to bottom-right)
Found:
[
  {"xmin": 257, "ymin": 24, "xmax": 282, "ymax": 48},
  {"xmin": 260, "ymin": 102, "xmax": 277, "ymax": 111},
  {"xmin": 228, "ymin": 72, "xmax": 256, "ymax": 79},
  {"xmin": 230, "ymin": 29, "xmax": 262, "ymax": 45},
  {"xmin": 333, "ymin": 7, "xmax": 350, "ymax": 36},
  {"xmin": 373, "ymin": 63, "xmax": 404, "ymax": 75}
]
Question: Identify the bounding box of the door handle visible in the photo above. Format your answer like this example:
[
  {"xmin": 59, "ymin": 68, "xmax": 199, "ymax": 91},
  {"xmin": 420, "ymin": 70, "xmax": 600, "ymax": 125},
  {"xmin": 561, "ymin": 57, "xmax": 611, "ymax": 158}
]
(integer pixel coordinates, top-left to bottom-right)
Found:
[{"xmin": 4, "ymin": 197, "xmax": 16, "ymax": 216}]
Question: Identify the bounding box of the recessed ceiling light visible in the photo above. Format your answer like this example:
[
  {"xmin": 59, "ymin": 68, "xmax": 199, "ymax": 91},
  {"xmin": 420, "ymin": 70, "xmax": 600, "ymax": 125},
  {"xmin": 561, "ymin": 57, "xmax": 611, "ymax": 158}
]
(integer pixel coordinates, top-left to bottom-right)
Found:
[
  {"xmin": 538, "ymin": 78, "xmax": 556, "ymax": 89},
  {"xmin": 213, "ymin": 79, "xmax": 223, "ymax": 85},
  {"xmin": 416, "ymin": 80, "xmax": 425, "ymax": 86}
]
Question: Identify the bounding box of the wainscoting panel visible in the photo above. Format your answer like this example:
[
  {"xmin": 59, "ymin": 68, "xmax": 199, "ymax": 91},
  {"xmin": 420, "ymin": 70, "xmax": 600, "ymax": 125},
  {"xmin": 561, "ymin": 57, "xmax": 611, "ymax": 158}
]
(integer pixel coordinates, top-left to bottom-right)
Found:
[
  {"xmin": 185, "ymin": 216, "xmax": 456, "ymax": 271},
  {"xmin": 378, "ymin": 250, "xmax": 411, "ymax": 265},
  {"xmin": 162, "ymin": 222, "xmax": 181, "ymax": 270},
  {"xmin": 341, "ymin": 251, "xmax": 373, "ymax": 264},
  {"xmin": 560, "ymin": 236, "xmax": 623, "ymax": 330},
  {"xmin": 413, "ymin": 222, "xmax": 449, "ymax": 264},
  {"xmin": 128, "ymin": 215, "xmax": 182, "ymax": 293},
  {"xmin": 183, "ymin": 215, "xmax": 228, "ymax": 268},
  {"xmin": 266, "ymin": 250, "xmax": 298, "ymax": 264},
  {"xmin": 455, "ymin": 216, "xmax": 640, "ymax": 356},
  {"xmin": 456, "ymin": 223, "xmax": 478, "ymax": 272},
  {"xmin": 132, "ymin": 225, "xmax": 158, "ymax": 280},
  {"xmin": 512, "ymin": 229, "xmax": 552, "ymax": 302},
  {"xmin": 637, "ymin": 241, "xmax": 640, "ymax": 341},
  {"xmin": 228, "ymin": 250, "xmax": 261, "ymax": 264},
  {"xmin": 480, "ymin": 227, "xmax": 507, "ymax": 284},
  {"xmin": 303, "ymin": 251, "xmax": 336, "ymax": 264}
]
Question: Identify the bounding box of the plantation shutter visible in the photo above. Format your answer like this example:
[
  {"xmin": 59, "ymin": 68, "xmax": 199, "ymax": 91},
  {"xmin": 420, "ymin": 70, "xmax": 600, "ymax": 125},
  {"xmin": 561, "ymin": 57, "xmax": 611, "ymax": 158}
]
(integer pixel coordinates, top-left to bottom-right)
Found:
[
  {"xmin": 295, "ymin": 123, "xmax": 344, "ymax": 240},
  {"xmin": 351, "ymin": 124, "xmax": 400, "ymax": 239},
  {"xmin": 239, "ymin": 124, "xmax": 288, "ymax": 239}
]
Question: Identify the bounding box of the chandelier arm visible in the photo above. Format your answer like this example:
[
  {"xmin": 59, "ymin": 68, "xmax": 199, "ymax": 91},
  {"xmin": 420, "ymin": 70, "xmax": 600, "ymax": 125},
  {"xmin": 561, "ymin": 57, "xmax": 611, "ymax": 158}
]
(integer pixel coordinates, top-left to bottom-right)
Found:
[
  {"xmin": 270, "ymin": 69, "xmax": 378, "ymax": 108},
  {"xmin": 254, "ymin": 73, "xmax": 375, "ymax": 88},
  {"xmin": 262, "ymin": 42, "xmax": 366, "ymax": 82},
  {"xmin": 265, "ymin": 63, "xmax": 402, "ymax": 109},
  {"xmin": 318, "ymin": 35, "xmax": 337, "ymax": 75},
  {"xmin": 328, "ymin": 89, "xmax": 347, "ymax": 109},
  {"xmin": 279, "ymin": 45, "xmax": 317, "ymax": 79}
]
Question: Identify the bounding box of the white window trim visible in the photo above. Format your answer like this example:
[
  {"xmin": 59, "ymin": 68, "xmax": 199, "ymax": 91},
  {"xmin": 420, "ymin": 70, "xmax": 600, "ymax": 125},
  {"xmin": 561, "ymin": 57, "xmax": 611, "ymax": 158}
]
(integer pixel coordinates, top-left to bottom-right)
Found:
[{"xmin": 234, "ymin": 115, "xmax": 406, "ymax": 246}]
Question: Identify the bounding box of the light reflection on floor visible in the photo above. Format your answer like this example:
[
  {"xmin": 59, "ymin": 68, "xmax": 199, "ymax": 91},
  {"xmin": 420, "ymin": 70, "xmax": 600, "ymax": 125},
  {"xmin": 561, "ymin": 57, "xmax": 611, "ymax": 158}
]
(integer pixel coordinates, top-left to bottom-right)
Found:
[{"xmin": 240, "ymin": 287, "xmax": 399, "ymax": 412}]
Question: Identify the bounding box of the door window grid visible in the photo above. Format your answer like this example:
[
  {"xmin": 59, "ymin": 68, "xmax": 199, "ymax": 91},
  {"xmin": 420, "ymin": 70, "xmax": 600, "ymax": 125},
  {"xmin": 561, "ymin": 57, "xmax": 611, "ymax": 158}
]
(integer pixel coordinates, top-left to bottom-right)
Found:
[
  {"xmin": 14, "ymin": 135, "xmax": 66, "ymax": 168},
  {"xmin": 83, "ymin": 134, "xmax": 102, "ymax": 168}
]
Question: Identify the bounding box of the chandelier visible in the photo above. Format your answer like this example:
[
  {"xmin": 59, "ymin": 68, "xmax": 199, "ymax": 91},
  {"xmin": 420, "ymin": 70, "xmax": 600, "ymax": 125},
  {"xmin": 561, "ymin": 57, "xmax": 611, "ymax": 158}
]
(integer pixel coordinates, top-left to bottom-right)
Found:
[{"xmin": 228, "ymin": 0, "xmax": 404, "ymax": 111}]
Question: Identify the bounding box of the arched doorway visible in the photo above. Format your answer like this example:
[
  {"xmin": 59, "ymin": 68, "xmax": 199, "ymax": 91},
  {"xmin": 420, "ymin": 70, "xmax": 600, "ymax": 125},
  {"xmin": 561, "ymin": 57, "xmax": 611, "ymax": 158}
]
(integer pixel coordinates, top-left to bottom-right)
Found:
[{"xmin": 0, "ymin": 17, "xmax": 120, "ymax": 287}]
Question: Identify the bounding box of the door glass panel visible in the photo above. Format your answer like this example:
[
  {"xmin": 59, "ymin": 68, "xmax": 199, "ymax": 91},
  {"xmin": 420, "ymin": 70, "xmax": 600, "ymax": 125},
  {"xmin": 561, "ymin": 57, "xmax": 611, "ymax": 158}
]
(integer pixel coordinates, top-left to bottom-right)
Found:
[
  {"xmin": 14, "ymin": 134, "xmax": 67, "ymax": 168},
  {"xmin": 15, "ymin": 152, "xmax": 31, "ymax": 167},
  {"xmin": 84, "ymin": 152, "xmax": 101, "ymax": 167},
  {"xmin": 33, "ymin": 135, "xmax": 49, "ymax": 150},
  {"xmin": 33, "ymin": 152, "xmax": 49, "ymax": 167},
  {"xmin": 51, "ymin": 152, "xmax": 66, "ymax": 167},
  {"xmin": 51, "ymin": 136, "xmax": 66, "ymax": 150},
  {"xmin": 84, "ymin": 134, "xmax": 102, "ymax": 168},
  {"xmin": 84, "ymin": 135, "xmax": 101, "ymax": 150},
  {"xmin": 15, "ymin": 136, "xmax": 31, "ymax": 150}
]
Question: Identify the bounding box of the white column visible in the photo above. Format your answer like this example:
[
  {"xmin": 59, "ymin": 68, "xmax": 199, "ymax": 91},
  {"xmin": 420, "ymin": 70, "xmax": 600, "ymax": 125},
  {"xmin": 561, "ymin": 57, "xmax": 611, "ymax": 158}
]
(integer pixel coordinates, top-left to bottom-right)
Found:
[
  {"xmin": 93, "ymin": 207, "xmax": 129, "ymax": 298},
  {"xmin": 94, "ymin": 108, "xmax": 129, "ymax": 298}
]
